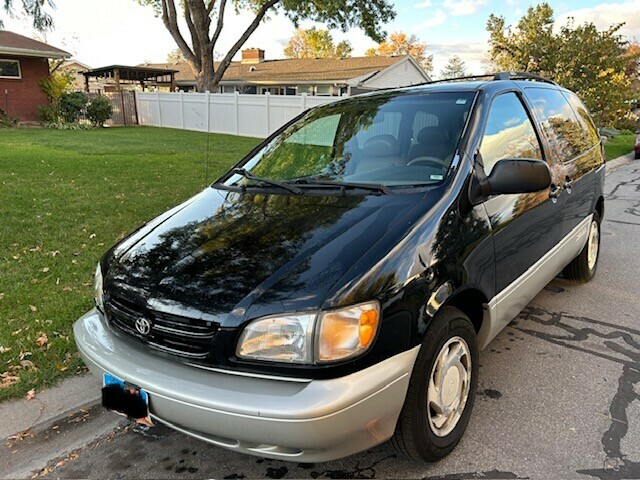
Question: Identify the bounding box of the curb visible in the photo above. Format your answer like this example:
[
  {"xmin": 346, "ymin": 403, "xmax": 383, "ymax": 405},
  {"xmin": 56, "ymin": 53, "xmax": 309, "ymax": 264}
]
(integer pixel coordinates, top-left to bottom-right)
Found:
[
  {"xmin": 1, "ymin": 373, "xmax": 101, "ymax": 441},
  {"xmin": 605, "ymin": 151, "xmax": 634, "ymax": 173}
]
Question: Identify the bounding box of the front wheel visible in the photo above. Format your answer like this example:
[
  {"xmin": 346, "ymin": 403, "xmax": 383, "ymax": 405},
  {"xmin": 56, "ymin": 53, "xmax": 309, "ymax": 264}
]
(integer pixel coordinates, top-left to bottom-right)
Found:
[
  {"xmin": 563, "ymin": 212, "xmax": 601, "ymax": 282},
  {"xmin": 391, "ymin": 307, "xmax": 478, "ymax": 462}
]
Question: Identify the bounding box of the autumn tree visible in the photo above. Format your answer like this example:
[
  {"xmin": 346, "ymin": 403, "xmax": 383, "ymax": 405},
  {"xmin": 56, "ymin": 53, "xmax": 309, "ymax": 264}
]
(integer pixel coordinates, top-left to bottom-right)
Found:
[
  {"xmin": 284, "ymin": 28, "xmax": 352, "ymax": 59},
  {"xmin": 137, "ymin": 0, "xmax": 394, "ymax": 92},
  {"xmin": 487, "ymin": 3, "xmax": 632, "ymax": 124},
  {"xmin": 365, "ymin": 31, "xmax": 432, "ymax": 72},
  {"xmin": 440, "ymin": 55, "xmax": 468, "ymax": 79},
  {"xmin": 1, "ymin": 0, "xmax": 54, "ymax": 31},
  {"xmin": 166, "ymin": 48, "xmax": 186, "ymax": 64}
]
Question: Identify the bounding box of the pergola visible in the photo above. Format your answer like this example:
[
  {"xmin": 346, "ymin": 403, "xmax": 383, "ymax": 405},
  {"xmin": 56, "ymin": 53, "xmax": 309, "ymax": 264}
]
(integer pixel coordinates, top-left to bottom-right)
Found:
[{"xmin": 82, "ymin": 65, "xmax": 178, "ymax": 92}]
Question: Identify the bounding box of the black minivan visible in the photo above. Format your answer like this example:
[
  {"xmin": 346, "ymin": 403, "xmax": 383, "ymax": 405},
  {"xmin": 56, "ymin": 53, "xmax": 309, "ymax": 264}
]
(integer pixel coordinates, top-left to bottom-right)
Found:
[{"xmin": 75, "ymin": 72, "xmax": 605, "ymax": 462}]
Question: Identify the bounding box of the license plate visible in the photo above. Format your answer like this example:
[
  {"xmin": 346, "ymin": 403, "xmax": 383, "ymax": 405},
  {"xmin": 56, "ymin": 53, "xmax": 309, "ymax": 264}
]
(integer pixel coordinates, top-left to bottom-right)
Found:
[{"xmin": 102, "ymin": 373, "xmax": 153, "ymax": 426}]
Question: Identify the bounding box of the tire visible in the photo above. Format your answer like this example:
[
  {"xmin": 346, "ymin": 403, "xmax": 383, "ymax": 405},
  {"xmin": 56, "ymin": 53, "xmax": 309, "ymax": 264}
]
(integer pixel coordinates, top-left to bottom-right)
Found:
[
  {"xmin": 391, "ymin": 306, "xmax": 478, "ymax": 462},
  {"xmin": 563, "ymin": 212, "xmax": 601, "ymax": 282},
  {"xmin": 635, "ymin": 151, "xmax": 640, "ymax": 160}
]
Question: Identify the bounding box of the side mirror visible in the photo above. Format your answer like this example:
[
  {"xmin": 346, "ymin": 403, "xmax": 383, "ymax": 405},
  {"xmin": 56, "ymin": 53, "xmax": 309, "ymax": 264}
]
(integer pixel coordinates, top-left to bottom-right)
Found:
[{"xmin": 486, "ymin": 159, "xmax": 551, "ymax": 195}]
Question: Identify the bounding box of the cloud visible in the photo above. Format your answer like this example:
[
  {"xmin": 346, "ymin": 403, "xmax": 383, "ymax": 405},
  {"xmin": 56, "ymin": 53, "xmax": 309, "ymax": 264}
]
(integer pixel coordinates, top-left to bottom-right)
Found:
[
  {"xmin": 420, "ymin": 10, "xmax": 447, "ymax": 28},
  {"xmin": 429, "ymin": 42, "xmax": 490, "ymax": 76},
  {"xmin": 443, "ymin": 0, "xmax": 488, "ymax": 16},
  {"xmin": 414, "ymin": 0, "xmax": 433, "ymax": 8},
  {"xmin": 557, "ymin": 1, "xmax": 640, "ymax": 40}
]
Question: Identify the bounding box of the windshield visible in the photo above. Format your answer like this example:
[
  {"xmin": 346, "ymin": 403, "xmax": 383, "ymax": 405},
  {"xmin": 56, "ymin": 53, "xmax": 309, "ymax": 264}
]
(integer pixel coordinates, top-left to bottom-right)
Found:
[{"xmin": 225, "ymin": 91, "xmax": 476, "ymax": 189}]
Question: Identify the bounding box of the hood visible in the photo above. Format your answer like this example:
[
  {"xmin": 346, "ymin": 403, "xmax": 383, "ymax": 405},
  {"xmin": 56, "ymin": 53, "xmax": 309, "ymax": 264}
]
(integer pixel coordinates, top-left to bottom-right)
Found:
[{"xmin": 104, "ymin": 187, "xmax": 425, "ymax": 326}]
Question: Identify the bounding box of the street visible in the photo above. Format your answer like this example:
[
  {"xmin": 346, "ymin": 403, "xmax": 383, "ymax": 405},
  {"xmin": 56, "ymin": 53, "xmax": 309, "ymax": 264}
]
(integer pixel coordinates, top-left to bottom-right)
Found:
[{"xmin": 10, "ymin": 159, "xmax": 640, "ymax": 480}]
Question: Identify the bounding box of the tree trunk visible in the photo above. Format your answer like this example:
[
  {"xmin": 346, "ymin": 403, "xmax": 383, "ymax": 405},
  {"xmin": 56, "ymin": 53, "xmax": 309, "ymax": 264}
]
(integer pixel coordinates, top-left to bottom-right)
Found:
[{"xmin": 196, "ymin": 54, "xmax": 215, "ymax": 92}]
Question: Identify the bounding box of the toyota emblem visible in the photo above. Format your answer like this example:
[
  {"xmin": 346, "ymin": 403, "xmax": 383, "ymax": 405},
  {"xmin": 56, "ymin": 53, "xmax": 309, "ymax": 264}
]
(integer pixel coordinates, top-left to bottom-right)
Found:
[{"xmin": 134, "ymin": 317, "xmax": 152, "ymax": 335}]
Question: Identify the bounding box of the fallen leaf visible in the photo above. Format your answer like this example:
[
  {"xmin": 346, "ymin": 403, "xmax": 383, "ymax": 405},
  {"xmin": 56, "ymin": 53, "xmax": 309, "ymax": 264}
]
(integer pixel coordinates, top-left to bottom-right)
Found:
[
  {"xmin": 50, "ymin": 250, "xmax": 60, "ymax": 257},
  {"xmin": 20, "ymin": 360, "xmax": 35, "ymax": 370},
  {"xmin": 89, "ymin": 233, "xmax": 96, "ymax": 239},
  {"xmin": 0, "ymin": 346, "xmax": 10, "ymax": 354},
  {"xmin": 25, "ymin": 389, "xmax": 35, "ymax": 400},
  {"xmin": 35, "ymin": 333, "xmax": 48, "ymax": 347},
  {"xmin": 0, "ymin": 292, "xmax": 4, "ymax": 301},
  {"xmin": 41, "ymin": 267, "xmax": 49, "ymax": 273},
  {"xmin": 0, "ymin": 372, "xmax": 21, "ymax": 388},
  {"xmin": 29, "ymin": 305, "xmax": 37, "ymax": 312},
  {"xmin": 62, "ymin": 287, "xmax": 72, "ymax": 292}
]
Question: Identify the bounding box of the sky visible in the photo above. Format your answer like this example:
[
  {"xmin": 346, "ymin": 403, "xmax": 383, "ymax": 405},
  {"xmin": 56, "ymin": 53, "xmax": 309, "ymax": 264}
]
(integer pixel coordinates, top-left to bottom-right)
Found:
[{"xmin": 2, "ymin": 0, "xmax": 639, "ymax": 78}]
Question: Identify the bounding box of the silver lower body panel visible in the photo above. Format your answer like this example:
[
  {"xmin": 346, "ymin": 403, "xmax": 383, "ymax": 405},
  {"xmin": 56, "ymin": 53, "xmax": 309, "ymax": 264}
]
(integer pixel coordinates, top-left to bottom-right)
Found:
[
  {"xmin": 478, "ymin": 214, "xmax": 593, "ymax": 349},
  {"xmin": 74, "ymin": 310, "xmax": 420, "ymax": 462}
]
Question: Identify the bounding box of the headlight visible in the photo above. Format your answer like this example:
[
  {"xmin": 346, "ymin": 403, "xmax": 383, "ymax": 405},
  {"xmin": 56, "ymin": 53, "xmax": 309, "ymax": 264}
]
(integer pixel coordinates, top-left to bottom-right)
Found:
[
  {"xmin": 94, "ymin": 264, "xmax": 104, "ymax": 312},
  {"xmin": 236, "ymin": 313, "xmax": 316, "ymax": 363},
  {"xmin": 236, "ymin": 301, "xmax": 380, "ymax": 364}
]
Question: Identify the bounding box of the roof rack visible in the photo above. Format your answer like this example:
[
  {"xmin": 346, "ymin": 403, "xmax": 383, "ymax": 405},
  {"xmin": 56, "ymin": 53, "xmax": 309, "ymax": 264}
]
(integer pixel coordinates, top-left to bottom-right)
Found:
[
  {"xmin": 414, "ymin": 71, "xmax": 557, "ymax": 87},
  {"xmin": 492, "ymin": 71, "xmax": 558, "ymax": 85}
]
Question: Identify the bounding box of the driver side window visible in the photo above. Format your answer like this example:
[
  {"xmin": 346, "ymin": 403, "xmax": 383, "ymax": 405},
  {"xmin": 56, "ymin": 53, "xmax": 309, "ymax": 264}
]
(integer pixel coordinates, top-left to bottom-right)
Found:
[{"xmin": 480, "ymin": 93, "xmax": 543, "ymax": 175}]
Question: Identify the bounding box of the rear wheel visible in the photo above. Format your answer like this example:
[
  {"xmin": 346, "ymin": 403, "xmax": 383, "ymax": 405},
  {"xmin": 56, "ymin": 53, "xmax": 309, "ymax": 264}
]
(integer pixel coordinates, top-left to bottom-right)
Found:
[
  {"xmin": 391, "ymin": 307, "xmax": 478, "ymax": 462},
  {"xmin": 563, "ymin": 212, "xmax": 601, "ymax": 282}
]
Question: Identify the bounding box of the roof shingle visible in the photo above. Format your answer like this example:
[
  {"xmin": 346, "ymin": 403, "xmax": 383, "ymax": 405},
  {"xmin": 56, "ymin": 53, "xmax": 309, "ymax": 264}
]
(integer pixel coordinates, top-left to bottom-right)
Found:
[
  {"xmin": 143, "ymin": 55, "xmax": 410, "ymax": 84},
  {"xmin": 0, "ymin": 31, "xmax": 70, "ymax": 58}
]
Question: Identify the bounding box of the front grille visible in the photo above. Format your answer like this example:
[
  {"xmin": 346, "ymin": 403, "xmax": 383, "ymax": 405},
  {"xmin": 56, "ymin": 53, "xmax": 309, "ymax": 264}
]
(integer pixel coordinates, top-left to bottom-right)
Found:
[{"xmin": 106, "ymin": 295, "xmax": 217, "ymax": 360}]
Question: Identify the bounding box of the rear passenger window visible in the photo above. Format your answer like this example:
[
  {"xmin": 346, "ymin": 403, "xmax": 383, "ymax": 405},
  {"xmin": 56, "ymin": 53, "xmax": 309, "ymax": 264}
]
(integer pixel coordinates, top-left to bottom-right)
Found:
[
  {"xmin": 524, "ymin": 88, "xmax": 593, "ymax": 162},
  {"xmin": 479, "ymin": 92, "xmax": 543, "ymax": 175},
  {"xmin": 562, "ymin": 92, "xmax": 600, "ymax": 147}
]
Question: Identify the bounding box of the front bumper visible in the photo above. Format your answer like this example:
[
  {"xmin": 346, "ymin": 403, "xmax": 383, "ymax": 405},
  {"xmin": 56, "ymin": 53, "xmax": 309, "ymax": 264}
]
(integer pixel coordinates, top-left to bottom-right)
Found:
[{"xmin": 74, "ymin": 309, "xmax": 419, "ymax": 462}]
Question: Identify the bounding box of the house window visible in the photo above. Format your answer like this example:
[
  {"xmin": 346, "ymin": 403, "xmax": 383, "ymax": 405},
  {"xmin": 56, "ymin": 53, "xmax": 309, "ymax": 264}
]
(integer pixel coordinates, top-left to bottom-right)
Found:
[
  {"xmin": 0, "ymin": 59, "xmax": 21, "ymax": 79},
  {"xmin": 316, "ymin": 85, "xmax": 333, "ymax": 96},
  {"xmin": 261, "ymin": 87, "xmax": 284, "ymax": 95},
  {"xmin": 297, "ymin": 85, "xmax": 313, "ymax": 95},
  {"xmin": 220, "ymin": 85, "xmax": 236, "ymax": 93}
]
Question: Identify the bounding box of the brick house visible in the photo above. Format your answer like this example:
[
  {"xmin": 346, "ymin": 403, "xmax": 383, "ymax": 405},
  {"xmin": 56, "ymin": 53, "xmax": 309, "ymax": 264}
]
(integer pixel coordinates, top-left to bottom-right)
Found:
[{"xmin": 0, "ymin": 31, "xmax": 70, "ymax": 121}]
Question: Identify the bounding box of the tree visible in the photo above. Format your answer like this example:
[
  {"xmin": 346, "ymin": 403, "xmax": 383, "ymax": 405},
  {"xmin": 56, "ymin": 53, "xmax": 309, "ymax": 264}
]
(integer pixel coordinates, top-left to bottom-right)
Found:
[
  {"xmin": 137, "ymin": 0, "xmax": 394, "ymax": 92},
  {"xmin": 284, "ymin": 27, "xmax": 352, "ymax": 59},
  {"xmin": 1, "ymin": 0, "xmax": 54, "ymax": 31},
  {"xmin": 440, "ymin": 55, "xmax": 468, "ymax": 79},
  {"xmin": 166, "ymin": 48, "xmax": 186, "ymax": 64},
  {"xmin": 487, "ymin": 3, "xmax": 632, "ymax": 124},
  {"xmin": 365, "ymin": 31, "xmax": 432, "ymax": 73}
]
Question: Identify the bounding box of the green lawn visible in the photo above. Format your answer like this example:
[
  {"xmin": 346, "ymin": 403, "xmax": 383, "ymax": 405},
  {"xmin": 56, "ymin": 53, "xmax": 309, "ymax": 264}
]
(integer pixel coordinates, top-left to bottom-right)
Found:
[
  {"xmin": 0, "ymin": 127, "xmax": 259, "ymax": 402},
  {"xmin": 603, "ymin": 134, "xmax": 636, "ymax": 161}
]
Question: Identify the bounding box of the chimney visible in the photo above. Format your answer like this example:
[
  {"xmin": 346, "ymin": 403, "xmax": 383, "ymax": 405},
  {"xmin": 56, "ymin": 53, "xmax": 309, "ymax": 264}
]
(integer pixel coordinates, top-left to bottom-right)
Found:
[{"xmin": 241, "ymin": 48, "xmax": 265, "ymax": 64}]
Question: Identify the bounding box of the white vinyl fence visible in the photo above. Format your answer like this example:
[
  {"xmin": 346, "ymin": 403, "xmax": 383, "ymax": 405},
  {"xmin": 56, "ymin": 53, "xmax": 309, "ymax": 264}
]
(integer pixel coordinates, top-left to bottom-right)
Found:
[{"xmin": 136, "ymin": 91, "xmax": 339, "ymax": 138}]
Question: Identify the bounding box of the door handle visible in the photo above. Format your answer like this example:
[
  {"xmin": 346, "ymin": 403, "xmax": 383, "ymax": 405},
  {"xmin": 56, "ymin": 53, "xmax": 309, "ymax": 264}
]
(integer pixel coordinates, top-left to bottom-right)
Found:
[
  {"xmin": 563, "ymin": 177, "xmax": 573, "ymax": 193},
  {"xmin": 549, "ymin": 185, "xmax": 561, "ymax": 202}
]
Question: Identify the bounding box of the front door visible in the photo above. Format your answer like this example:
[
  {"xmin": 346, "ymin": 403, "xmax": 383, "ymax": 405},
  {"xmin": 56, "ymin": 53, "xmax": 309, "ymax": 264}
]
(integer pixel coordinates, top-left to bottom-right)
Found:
[{"xmin": 478, "ymin": 91, "xmax": 561, "ymax": 329}]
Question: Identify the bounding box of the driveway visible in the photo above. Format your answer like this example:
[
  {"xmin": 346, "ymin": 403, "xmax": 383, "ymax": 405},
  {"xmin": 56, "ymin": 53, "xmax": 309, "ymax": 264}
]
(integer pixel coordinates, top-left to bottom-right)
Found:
[{"xmin": 25, "ymin": 159, "xmax": 640, "ymax": 479}]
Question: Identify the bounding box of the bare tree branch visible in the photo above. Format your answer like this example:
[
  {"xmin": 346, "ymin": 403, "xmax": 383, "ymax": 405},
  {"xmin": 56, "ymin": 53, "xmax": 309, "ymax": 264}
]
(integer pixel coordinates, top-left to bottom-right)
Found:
[
  {"xmin": 160, "ymin": 0, "xmax": 197, "ymax": 65},
  {"xmin": 209, "ymin": 0, "xmax": 227, "ymax": 49},
  {"xmin": 211, "ymin": 0, "xmax": 280, "ymax": 85}
]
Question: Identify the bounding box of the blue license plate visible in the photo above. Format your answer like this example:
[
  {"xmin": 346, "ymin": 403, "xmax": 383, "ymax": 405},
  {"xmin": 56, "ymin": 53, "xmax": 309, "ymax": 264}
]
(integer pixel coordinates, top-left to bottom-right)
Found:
[{"xmin": 102, "ymin": 373, "xmax": 152, "ymax": 425}]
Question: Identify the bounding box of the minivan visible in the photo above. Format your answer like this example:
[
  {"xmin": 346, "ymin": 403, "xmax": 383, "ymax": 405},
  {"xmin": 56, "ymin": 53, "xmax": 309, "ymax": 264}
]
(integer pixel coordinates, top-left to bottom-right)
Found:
[{"xmin": 75, "ymin": 72, "xmax": 605, "ymax": 462}]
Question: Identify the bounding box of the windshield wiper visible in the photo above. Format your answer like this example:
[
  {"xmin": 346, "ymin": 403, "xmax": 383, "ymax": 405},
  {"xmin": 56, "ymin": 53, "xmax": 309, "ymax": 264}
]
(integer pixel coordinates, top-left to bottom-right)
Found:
[
  {"xmin": 231, "ymin": 168, "xmax": 302, "ymax": 195},
  {"xmin": 291, "ymin": 178, "xmax": 390, "ymax": 195}
]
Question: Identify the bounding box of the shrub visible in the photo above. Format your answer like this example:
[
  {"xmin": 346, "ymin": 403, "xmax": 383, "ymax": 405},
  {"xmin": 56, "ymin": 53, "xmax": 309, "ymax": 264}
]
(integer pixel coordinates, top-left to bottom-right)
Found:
[
  {"xmin": 39, "ymin": 70, "xmax": 76, "ymax": 101},
  {"xmin": 86, "ymin": 96, "xmax": 113, "ymax": 127},
  {"xmin": 0, "ymin": 108, "xmax": 19, "ymax": 127},
  {"xmin": 37, "ymin": 103, "xmax": 61, "ymax": 124},
  {"xmin": 613, "ymin": 117, "xmax": 640, "ymax": 133},
  {"xmin": 59, "ymin": 92, "xmax": 88, "ymax": 123}
]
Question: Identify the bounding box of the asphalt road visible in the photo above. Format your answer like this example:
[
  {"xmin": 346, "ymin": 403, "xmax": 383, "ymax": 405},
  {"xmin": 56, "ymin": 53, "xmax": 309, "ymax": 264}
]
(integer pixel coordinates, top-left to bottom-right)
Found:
[{"xmin": 30, "ymin": 159, "xmax": 640, "ymax": 480}]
